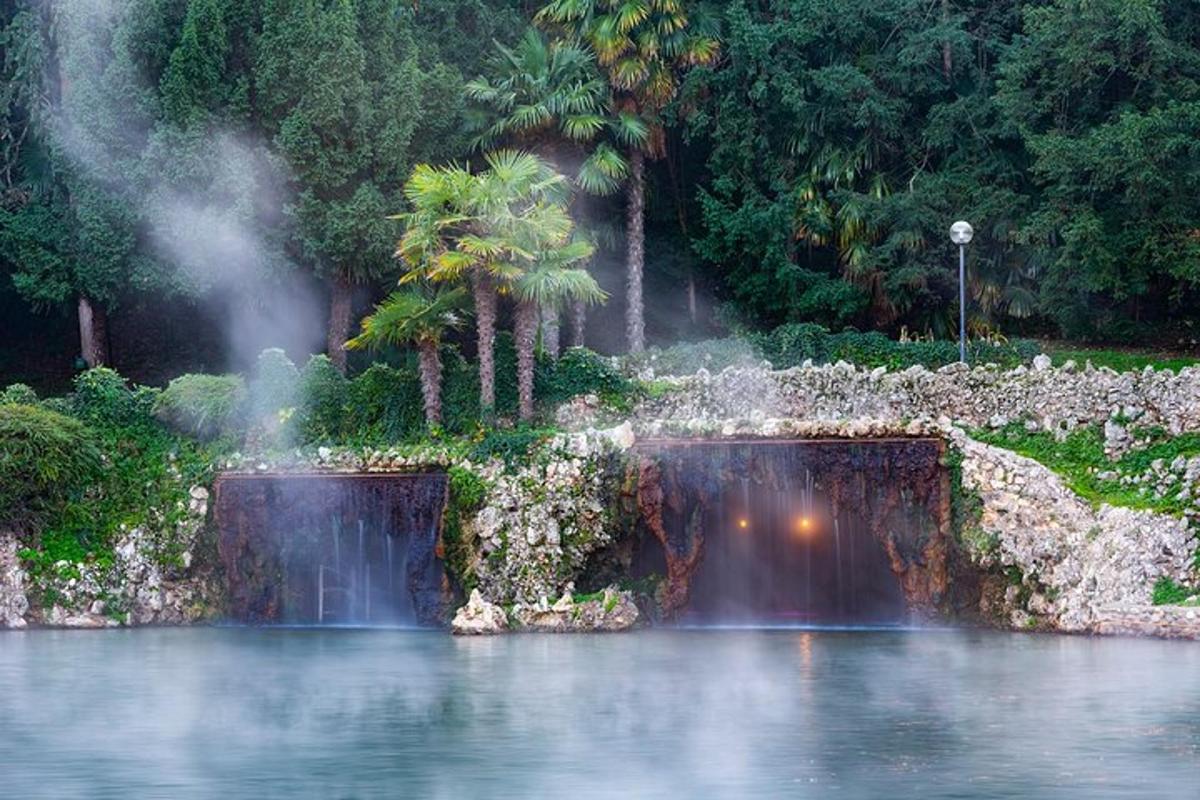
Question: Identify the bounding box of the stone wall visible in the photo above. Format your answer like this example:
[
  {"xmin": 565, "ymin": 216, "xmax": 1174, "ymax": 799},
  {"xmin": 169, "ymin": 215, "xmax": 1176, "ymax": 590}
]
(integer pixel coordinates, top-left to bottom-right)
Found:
[
  {"xmin": 0, "ymin": 487, "xmax": 220, "ymax": 629},
  {"xmin": 622, "ymin": 358, "xmax": 1200, "ymax": 435},
  {"xmin": 952, "ymin": 430, "xmax": 1196, "ymax": 632}
]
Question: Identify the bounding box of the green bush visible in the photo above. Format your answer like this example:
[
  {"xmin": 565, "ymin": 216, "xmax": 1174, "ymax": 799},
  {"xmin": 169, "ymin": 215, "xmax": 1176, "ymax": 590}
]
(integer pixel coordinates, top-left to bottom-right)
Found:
[
  {"xmin": 294, "ymin": 355, "xmax": 349, "ymax": 443},
  {"xmin": 0, "ymin": 403, "xmax": 102, "ymax": 528},
  {"xmin": 248, "ymin": 348, "xmax": 300, "ymax": 423},
  {"xmin": 467, "ymin": 426, "xmax": 556, "ymax": 465},
  {"xmin": 344, "ymin": 362, "xmax": 425, "ymax": 443},
  {"xmin": 71, "ymin": 367, "xmax": 158, "ymax": 428},
  {"xmin": 536, "ymin": 347, "xmax": 631, "ymax": 408},
  {"xmin": 1, "ymin": 383, "xmax": 38, "ymax": 405},
  {"xmin": 633, "ymin": 324, "xmax": 1042, "ymax": 375},
  {"xmin": 152, "ymin": 374, "xmax": 247, "ymax": 440}
]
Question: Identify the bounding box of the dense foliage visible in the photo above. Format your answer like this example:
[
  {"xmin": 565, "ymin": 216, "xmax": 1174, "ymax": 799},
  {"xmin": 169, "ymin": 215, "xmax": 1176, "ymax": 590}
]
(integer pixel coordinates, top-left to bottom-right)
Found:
[
  {"xmin": 3, "ymin": 0, "xmax": 1199, "ymax": 390},
  {"xmin": 634, "ymin": 323, "xmax": 1041, "ymax": 374},
  {"xmin": 3, "ymin": 370, "xmax": 219, "ymax": 585},
  {"xmin": 0, "ymin": 402, "xmax": 101, "ymax": 528}
]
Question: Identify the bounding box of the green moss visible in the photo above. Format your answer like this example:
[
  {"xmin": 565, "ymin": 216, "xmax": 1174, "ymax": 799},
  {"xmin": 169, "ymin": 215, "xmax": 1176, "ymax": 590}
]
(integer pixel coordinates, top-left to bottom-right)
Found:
[
  {"xmin": 443, "ymin": 466, "xmax": 491, "ymax": 591},
  {"xmin": 1152, "ymin": 577, "xmax": 1196, "ymax": 605},
  {"xmin": 943, "ymin": 444, "xmax": 995, "ymax": 557}
]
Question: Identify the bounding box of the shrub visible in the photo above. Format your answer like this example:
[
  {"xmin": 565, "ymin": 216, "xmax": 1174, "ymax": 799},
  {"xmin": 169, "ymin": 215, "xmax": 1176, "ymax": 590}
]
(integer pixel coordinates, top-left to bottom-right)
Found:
[
  {"xmin": 467, "ymin": 426, "xmax": 556, "ymax": 465},
  {"xmin": 536, "ymin": 347, "xmax": 631, "ymax": 408},
  {"xmin": 248, "ymin": 348, "xmax": 300, "ymax": 423},
  {"xmin": 295, "ymin": 355, "xmax": 349, "ymax": 443},
  {"xmin": 1, "ymin": 383, "xmax": 37, "ymax": 405},
  {"xmin": 71, "ymin": 367, "xmax": 158, "ymax": 428},
  {"xmin": 0, "ymin": 403, "xmax": 102, "ymax": 528},
  {"xmin": 153, "ymin": 374, "xmax": 247, "ymax": 440},
  {"xmin": 632, "ymin": 324, "xmax": 1042, "ymax": 376},
  {"xmin": 344, "ymin": 362, "xmax": 424, "ymax": 443}
]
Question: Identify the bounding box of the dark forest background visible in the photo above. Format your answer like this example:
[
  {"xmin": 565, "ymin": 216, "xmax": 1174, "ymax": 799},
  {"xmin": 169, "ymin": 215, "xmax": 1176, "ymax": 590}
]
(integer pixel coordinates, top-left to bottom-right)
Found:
[{"xmin": 4, "ymin": 0, "xmax": 1200, "ymax": 392}]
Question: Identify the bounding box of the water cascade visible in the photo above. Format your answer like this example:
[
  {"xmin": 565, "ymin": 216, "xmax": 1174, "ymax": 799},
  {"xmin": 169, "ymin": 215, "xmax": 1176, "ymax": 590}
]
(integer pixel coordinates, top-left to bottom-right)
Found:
[
  {"xmin": 214, "ymin": 474, "xmax": 450, "ymax": 625},
  {"xmin": 632, "ymin": 439, "xmax": 950, "ymax": 624}
]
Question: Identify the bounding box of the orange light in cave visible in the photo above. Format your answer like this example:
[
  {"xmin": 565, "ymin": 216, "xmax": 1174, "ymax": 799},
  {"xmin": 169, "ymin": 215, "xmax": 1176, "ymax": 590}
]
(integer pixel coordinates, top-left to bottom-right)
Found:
[
  {"xmin": 737, "ymin": 518, "xmax": 750, "ymax": 530},
  {"xmin": 793, "ymin": 516, "xmax": 814, "ymax": 535}
]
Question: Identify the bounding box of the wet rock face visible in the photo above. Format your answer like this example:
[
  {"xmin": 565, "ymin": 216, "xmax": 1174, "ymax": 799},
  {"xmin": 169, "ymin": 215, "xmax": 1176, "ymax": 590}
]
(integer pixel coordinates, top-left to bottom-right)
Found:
[
  {"xmin": 632, "ymin": 439, "xmax": 951, "ymax": 622},
  {"xmin": 214, "ymin": 474, "xmax": 451, "ymax": 626}
]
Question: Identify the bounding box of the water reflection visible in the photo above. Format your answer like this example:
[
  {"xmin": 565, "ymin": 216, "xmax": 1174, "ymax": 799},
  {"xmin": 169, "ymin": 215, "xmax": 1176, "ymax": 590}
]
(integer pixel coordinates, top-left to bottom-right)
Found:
[{"xmin": 0, "ymin": 629, "xmax": 1198, "ymax": 799}]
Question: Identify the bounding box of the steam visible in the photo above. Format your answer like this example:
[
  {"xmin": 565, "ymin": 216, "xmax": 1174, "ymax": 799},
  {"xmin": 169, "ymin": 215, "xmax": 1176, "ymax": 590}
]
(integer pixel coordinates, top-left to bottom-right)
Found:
[{"xmin": 47, "ymin": 0, "xmax": 326, "ymax": 371}]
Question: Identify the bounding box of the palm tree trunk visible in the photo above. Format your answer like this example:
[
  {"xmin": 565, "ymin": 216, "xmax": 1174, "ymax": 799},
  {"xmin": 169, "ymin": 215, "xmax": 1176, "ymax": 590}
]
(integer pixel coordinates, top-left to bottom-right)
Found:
[
  {"xmin": 416, "ymin": 339, "xmax": 443, "ymax": 426},
  {"xmin": 514, "ymin": 299, "xmax": 538, "ymax": 421},
  {"xmin": 568, "ymin": 300, "xmax": 586, "ymax": 348},
  {"xmin": 327, "ymin": 272, "xmax": 352, "ymax": 374},
  {"xmin": 77, "ymin": 295, "xmax": 109, "ymax": 368},
  {"xmin": 539, "ymin": 303, "xmax": 560, "ymax": 359},
  {"xmin": 472, "ymin": 271, "xmax": 497, "ymax": 417},
  {"xmin": 625, "ymin": 148, "xmax": 646, "ymax": 353}
]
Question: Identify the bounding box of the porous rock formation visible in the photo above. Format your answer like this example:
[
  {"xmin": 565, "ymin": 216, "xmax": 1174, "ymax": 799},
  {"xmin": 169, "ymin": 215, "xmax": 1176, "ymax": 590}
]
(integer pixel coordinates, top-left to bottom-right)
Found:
[{"xmin": 0, "ymin": 486, "xmax": 219, "ymax": 628}]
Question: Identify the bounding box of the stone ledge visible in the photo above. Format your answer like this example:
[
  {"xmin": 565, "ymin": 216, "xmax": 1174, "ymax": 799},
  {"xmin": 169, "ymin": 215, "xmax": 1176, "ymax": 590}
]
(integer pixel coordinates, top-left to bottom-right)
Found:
[{"xmin": 1090, "ymin": 606, "xmax": 1200, "ymax": 640}]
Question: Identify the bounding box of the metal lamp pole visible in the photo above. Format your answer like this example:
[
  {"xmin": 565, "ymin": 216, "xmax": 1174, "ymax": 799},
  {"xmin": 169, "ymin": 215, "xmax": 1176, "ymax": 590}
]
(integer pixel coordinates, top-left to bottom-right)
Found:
[{"xmin": 950, "ymin": 221, "xmax": 974, "ymax": 363}]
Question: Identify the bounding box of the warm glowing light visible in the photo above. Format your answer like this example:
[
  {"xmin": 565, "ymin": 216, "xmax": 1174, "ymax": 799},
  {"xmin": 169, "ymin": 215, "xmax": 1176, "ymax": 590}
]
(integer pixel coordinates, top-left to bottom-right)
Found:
[
  {"xmin": 737, "ymin": 518, "xmax": 749, "ymax": 530},
  {"xmin": 794, "ymin": 516, "xmax": 813, "ymax": 534}
]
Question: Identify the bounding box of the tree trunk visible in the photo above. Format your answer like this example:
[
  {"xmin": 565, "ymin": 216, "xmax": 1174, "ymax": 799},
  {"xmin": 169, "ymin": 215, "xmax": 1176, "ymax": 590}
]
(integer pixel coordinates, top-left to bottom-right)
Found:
[
  {"xmin": 514, "ymin": 299, "xmax": 538, "ymax": 422},
  {"xmin": 416, "ymin": 339, "xmax": 443, "ymax": 426},
  {"xmin": 687, "ymin": 273, "xmax": 697, "ymax": 326},
  {"xmin": 327, "ymin": 272, "xmax": 352, "ymax": 374},
  {"xmin": 941, "ymin": 0, "xmax": 953, "ymax": 80},
  {"xmin": 625, "ymin": 148, "xmax": 646, "ymax": 354},
  {"xmin": 539, "ymin": 303, "xmax": 560, "ymax": 360},
  {"xmin": 77, "ymin": 295, "xmax": 109, "ymax": 368},
  {"xmin": 568, "ymin": 300, "xmax": 586, "ymax": 348},
  {"xmin": 472, "ymin": 271, "xmax": 497, "ymax": 417}
]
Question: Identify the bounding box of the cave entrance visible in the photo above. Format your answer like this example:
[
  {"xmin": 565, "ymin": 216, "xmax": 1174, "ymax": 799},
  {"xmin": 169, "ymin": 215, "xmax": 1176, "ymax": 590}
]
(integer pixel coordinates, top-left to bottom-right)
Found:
[
  {"xmin": 632, "ymin": 439, "xmax": 950, "ymax": 625},
  {"xmin": 213, "ymin": 473, "xmax": 450, "ymax": 626}
]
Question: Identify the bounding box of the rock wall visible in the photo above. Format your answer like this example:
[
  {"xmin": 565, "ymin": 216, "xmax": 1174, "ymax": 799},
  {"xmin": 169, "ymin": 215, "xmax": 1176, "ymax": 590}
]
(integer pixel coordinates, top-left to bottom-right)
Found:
[
  {"xmin": 463, "ymin": 427, "xmax": 637, "ymax": 605},
  {"xmin": 0, "ymin": 487, "xmax": 220, "ymax": 629},
  {"xmin": 622, "ymin": 359, "xmax": 1200, "ymax": 434},
  {"xmin": 0, "ymin": 534, "xmax": 29, "ymax": 628},
  {"xmin": 953, "ymin": 430, "xmax": 1197, "ymax": 631}
]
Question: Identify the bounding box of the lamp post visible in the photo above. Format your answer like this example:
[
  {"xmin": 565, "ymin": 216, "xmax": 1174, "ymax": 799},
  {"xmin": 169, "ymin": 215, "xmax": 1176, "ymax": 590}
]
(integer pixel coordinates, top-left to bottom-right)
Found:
[{"xmin": 949, "ymin": 220, "xmax": 974, "ymax": 363}]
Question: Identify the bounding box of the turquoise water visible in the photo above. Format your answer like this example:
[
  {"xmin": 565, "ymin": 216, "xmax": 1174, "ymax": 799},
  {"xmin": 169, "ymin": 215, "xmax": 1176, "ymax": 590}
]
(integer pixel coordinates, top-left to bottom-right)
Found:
[{"xmin": 1, "ymin": 628, "xmax": 1198, "ymax": 799}]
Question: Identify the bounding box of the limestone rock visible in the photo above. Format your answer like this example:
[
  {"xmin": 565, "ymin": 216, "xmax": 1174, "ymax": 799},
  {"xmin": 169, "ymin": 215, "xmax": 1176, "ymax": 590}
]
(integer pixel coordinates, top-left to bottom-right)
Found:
[{"xmin": 451, "ymin": 589, "xmax": 508, "ymax": 635}]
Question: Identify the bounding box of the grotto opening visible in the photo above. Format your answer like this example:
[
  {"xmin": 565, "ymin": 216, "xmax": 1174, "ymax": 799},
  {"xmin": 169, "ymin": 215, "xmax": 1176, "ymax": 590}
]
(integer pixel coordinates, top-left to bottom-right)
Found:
[
  {"xmin": 214, "ymin": 473, "xmax": 451, "ymax": 626},
  {"xmin": 631, "ymin": 438, "xmax": 951, "ymax": 625}
]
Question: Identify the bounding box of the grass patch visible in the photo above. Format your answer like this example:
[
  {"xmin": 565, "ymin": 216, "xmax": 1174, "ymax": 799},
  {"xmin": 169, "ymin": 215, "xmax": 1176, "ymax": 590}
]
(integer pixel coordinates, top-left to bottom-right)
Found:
[
  {"xmin": 972, "ymin": 422, "xmax": 1200, "ymax": 516},
  {"xmin": 1151, "ymin": 577, "xmax": 1197, "ymax": 606},
  {"xmin": 1041, "ymin": 342, "xmax": 1199, "ymax": 373}
]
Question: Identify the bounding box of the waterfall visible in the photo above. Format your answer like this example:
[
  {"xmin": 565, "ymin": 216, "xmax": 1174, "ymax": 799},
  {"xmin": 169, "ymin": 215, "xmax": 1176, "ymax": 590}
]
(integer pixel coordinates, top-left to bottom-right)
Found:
[
  {"xmin": 215, "ymin": 473, "xmax": 450, "ymax": 626},
  {"xmin": 632, "ymin": 439, "xmax": 949, "ymax": 624}
]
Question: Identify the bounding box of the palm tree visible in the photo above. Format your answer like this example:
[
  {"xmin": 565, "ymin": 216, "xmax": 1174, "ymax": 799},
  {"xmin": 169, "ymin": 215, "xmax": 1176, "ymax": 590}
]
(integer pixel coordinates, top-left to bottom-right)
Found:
[
  {"xmin": 513, "ymin": 237, "xmax": 605, "ymax": 419},
  {"xmin": 466, "ymin": 28, "xmax": 647, "ymax": 350},
  {"xmin": 395, "ymin": 150, "xmax": 574, "ymax": 418},
  {"xmin": 345, "ymin": 286, "xmax": 468, "ymax": 426},
  {"xmin": 535, "ymin": 0, "xmax": 719, "ymax": 353}
]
